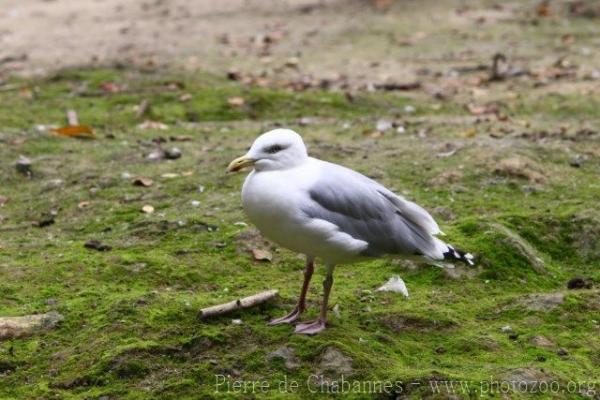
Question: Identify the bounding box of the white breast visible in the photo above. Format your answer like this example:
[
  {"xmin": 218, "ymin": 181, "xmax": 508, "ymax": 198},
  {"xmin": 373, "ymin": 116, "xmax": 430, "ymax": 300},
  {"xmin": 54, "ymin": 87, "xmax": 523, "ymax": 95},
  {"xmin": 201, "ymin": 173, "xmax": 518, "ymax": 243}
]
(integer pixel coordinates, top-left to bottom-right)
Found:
[{"xmin": 240, "ymin": 159, "xmax": 368, "ymax": 264}]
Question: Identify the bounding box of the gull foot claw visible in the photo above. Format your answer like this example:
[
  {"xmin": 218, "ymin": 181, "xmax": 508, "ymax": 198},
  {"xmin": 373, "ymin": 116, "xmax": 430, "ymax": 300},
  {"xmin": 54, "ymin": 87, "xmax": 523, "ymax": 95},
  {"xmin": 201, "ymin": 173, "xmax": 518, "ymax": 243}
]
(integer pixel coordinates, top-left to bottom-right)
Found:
[
  {"xmin": 294, "ymin": 320, "xmax": 326, "ymax": 335},
  {"xmin": 268, "ymin": 307, "xmax": 302, "ymax": 325}
]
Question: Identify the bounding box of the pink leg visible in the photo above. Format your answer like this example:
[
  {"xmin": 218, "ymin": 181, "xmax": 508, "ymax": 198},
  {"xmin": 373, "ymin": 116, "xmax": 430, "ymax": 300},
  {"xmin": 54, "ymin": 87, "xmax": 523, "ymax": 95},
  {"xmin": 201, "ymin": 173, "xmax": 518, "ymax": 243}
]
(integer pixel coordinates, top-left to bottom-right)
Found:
[
  {"xmin": 295, "ymin": 264, "xmax": 334, "ymax": 335},
  {"xmin": 268, "ymin": 257, "xmax": 314, "ymax": 325}
]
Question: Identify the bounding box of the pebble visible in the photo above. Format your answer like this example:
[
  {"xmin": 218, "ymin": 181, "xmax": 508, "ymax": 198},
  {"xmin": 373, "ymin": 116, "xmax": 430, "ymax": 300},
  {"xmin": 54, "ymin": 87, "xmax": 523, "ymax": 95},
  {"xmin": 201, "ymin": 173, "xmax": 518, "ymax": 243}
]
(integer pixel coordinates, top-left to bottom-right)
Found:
[
  {"xmin": 147, "ymin": 149, "xmax": 164, "ymax": 161},
  {"xmin": 165, "ymin": 147, "xmax": 182, "ymax": 160},
  {"xmin": 15, "ymin": 156, "xmax": 32, "ymax": 176},
  {"xmin": 569, "ymin": 154, "xmax": 586, "ymax": 168}
]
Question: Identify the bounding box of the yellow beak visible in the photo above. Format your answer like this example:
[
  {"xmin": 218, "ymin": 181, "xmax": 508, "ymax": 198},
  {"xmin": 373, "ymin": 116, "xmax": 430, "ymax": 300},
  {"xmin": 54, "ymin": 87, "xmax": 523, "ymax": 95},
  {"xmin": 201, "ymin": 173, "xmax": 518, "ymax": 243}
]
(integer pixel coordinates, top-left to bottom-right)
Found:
[{"xmin": 227, "ymin": 155, "xmax": 256, "ymax": 172}]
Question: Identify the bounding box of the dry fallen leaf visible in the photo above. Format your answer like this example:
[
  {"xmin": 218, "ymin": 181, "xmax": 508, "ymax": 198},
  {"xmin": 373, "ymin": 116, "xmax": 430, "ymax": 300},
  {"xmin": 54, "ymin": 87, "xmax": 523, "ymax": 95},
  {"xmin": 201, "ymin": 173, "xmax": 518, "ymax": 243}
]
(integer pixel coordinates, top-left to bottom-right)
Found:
[
  {"xmin": 227, "ymin": 96, "xmax": 245, "ymax": 106},
  {"xmin": 99, "ymin": 81, "xmax": 123, "ymax": 93},
  {"xmin": 372, "ymin": 0, "xmax": 394, "ymax": 10},
  {"xmin": 142, "ymin": 205, "xmax": 155, "ymax": 214},
  {"xmin": 50, "ymin": 125, "xmax": 96, "ymax": 139},
  {"xmin": 251, "ymin": 248, "xmax": 272, "ymax": 262},
  {"xmin": 77, "ymin": 200, "xmax": 91, "ymax": 209},
  {"xmin": 19, "ymin": 87, "xmax": 34, "ymax": 99},
  {"xmin": 133, "ymin": 177, "xmax": 154, "ymax": 187},
  {"xmin": 536, "ymin": 1, "xmax": 551, "ymax": 17},
  {"xmin": 460, "ymin": 128, "xmax": 477, "ymax": 138}
]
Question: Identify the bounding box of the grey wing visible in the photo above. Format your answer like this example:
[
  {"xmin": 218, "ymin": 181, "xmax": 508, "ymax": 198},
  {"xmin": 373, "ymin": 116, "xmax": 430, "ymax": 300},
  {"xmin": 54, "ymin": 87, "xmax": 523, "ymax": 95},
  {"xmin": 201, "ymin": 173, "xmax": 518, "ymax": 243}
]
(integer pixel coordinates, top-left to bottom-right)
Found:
[{"xmin": 301, "ymin": 161, "xmax": 446, "ymax": 259}]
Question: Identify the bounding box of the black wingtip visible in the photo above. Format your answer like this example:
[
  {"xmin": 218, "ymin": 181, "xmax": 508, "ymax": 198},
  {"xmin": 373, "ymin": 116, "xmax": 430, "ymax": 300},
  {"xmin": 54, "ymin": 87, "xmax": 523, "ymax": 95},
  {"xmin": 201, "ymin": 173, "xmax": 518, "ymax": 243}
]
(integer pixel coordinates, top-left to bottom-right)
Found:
[{"xmin": 443, "ymin": 245, "xmax": 475, "ymax": 266}]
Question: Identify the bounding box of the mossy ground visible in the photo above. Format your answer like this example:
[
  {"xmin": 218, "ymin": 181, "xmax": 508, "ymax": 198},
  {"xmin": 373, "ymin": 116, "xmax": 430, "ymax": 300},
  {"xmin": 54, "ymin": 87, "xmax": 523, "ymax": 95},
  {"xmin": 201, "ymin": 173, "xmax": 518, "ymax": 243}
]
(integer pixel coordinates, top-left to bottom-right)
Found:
[
  {"xmin": 0, "ymin": 66, "xmax": 598, "ymax": 400},
  {"xmin": 2, "ymin": 4, "xmax": 600, "ymax": 396}
]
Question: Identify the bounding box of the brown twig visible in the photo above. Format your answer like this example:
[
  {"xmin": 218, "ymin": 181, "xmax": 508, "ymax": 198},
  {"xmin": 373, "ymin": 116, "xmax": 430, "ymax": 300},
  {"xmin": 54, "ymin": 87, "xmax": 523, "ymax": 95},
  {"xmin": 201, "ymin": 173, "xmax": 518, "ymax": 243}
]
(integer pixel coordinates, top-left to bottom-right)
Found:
[{"xmin": 198, "ymin": 290, "xmax": 279, "ymax": 319}]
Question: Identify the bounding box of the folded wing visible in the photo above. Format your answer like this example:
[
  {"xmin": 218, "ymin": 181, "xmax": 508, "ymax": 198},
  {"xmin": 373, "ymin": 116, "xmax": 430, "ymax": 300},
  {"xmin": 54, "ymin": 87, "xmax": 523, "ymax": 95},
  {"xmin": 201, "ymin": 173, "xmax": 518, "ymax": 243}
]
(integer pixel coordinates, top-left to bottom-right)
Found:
[{"xmin": 300, "ymin": 161, "xmax": 447, "ymax": 260}]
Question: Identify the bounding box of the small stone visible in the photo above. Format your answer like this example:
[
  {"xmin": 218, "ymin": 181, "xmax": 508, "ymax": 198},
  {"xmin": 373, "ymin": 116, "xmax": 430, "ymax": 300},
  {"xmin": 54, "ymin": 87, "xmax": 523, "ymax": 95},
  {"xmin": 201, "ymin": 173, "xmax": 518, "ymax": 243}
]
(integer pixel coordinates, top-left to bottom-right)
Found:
[
  {"xmin": 569, "ymin": 154, "xmax": 586, "ymax": 168},
  {"xmin": 231, "ymin": 319, "xmax": 242, "ymax": 325},
  {"xmin": 133, "ymin": 177, "xmax": 154, "ymax": 187},
  {"xmin": 403, "ymin": 105, "xmax": 416, "ymax": 114},
  {"xmin": 34, "ymin": 214, "xmax": 55, "ymax": 228},
  {"xmin": 190, "ymin": 200, "xmax": 201, "ymax": 207},
  {"xmin": 15, "ymin": 156, "xmax": 32, "ymax": 176},
  {"xmin": 147, "ymin": 148, "xmax": 165, "ymax": 161},
  {"xmin": 500, "ymin": 325, "xmax": 512, "ymax": 333},
  {"xmin": 84, "ymin": 239, "xmax": 111, "ymax": 252},
  {"xmin": 376, "ymin": 119, "xmax": 393, "ymax": 132},
  {"xmin": 251, "ymin": 248, "xmax": 272, "ymax": 262},
  {"xmin": 142, "ymin": 205, "xmax": 154, "ymax": 214},
  {"xmin": 284, "ymin": 57, "xmax": 300, "ymax": 68},
  {"xmin": 557, "ymin": 348, "xmax": 568, "ymax": 356},
  {"xmin": 138, "ymin": 120, "xmax": 168, "ymax": 130},
  {"xmin": 567, "ymin": 277, "xmax": 591, "ymax": 290},
  {"xmin": 170, "ymin": 135, "xmax": 192, "ymax": 142},
  {"xmin": 298, "ymin": 117, "xmax": 313, "ymax": 126},
  {"xmin": 164, "ymin": 147, "xmax": 182, "ymax": 160},
  {"xmin": 0, "ymin": 311, "xmax": 64, "ymax": 339}
]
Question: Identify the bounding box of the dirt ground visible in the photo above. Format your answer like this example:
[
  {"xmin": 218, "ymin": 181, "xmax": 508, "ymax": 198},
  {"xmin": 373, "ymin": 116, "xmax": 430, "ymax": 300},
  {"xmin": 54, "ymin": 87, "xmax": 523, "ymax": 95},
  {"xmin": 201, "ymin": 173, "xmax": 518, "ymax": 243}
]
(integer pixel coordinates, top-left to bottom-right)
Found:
[
  {"xmin": 3, "ymin": 0, "xmax": 600, "ymax": 102},
  {"xmin": 1, "ymin": 0, "xmax": 403, "ymax": 77},
  {"xmin": 0, "ymin": 1, "xmax": 587, "ymax": 76}
]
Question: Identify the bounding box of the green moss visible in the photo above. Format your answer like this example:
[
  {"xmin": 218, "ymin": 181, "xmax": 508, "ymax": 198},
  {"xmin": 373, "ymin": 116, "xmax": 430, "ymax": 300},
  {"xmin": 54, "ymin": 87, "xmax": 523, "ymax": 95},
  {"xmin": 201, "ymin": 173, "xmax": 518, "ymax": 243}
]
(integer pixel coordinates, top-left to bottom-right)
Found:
[{"xmin": 0, "ymin": 67, "xmax": 599, "ymax": 399}]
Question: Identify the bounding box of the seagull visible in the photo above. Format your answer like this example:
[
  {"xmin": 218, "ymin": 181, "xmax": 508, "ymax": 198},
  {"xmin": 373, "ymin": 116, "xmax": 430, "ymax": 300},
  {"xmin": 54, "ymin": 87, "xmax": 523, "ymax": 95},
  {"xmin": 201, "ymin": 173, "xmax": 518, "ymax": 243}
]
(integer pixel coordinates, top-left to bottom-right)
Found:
[{"xmin": 227, "ymin": 129, "xmax": 473, "ymax": 335}]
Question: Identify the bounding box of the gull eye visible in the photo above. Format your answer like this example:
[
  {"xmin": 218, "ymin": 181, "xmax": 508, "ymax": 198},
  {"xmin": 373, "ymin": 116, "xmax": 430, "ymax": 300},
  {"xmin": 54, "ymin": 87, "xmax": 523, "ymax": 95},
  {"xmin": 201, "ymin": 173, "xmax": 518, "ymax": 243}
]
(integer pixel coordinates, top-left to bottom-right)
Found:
[{"xmin": 264, "ymin": 144, "xmax": 286, "ymax": 154}]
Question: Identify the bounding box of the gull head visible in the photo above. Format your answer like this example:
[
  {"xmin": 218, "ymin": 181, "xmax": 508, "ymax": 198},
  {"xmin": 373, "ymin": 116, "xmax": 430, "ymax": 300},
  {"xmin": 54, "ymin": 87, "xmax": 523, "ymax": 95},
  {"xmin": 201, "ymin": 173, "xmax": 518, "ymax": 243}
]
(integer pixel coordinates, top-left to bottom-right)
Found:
[{"xmin": 227, "ymin": 129, "xmax": 308, "ymax": 172}]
